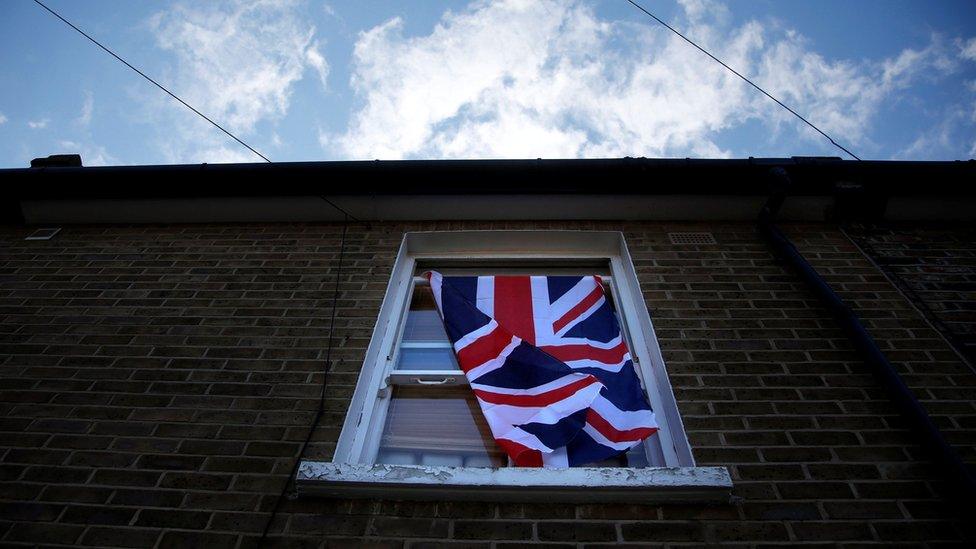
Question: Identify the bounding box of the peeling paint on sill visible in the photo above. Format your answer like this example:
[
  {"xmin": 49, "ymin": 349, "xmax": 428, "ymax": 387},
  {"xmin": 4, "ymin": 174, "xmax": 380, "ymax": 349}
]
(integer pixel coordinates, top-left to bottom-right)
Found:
[{"xmin": 296, "ymin": 461, "xmax": 733, "ymax": 504}]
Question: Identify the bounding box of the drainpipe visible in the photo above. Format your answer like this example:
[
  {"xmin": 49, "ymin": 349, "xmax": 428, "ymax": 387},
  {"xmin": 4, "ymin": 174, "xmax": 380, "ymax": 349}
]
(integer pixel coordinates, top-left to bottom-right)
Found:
[{"xmin": 758, "ymin": 167, "xmax": 976, "ymax": 501}]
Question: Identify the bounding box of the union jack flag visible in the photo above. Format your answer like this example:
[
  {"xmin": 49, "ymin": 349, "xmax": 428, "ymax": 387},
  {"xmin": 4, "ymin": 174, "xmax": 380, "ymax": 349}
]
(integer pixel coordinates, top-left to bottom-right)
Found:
[{"xmin": 426, "ymin": 271, "xmax": 658, "ymax": 467}]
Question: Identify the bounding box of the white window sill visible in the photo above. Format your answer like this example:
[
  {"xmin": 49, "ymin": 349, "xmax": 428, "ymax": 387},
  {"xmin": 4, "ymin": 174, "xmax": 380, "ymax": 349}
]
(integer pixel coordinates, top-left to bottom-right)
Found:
[{"xmin": 296, "ymin": 461, "xmax": 733, "ymax": 504}]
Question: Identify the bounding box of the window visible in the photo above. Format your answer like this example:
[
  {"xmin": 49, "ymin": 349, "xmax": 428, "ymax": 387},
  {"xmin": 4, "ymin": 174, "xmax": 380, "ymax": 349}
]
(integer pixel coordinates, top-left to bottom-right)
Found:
[
  {"xmin": 298, "ymin": 231, "xmax": 731, "ymax": 503},
  {"xmin": 375, "ymin": 280, "xmax": 506, "ymax": 468}
]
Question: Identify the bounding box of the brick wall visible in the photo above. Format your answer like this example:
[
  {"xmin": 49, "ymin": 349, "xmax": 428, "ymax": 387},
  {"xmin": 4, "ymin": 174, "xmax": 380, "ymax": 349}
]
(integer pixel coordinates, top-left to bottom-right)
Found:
[
  {"xmin": 846, "ymin": 223, "xmax": 976, "ymax": 368},
  {"xmin": 1, "ymin": 221, "xmax": 974, "ymax": 547}
]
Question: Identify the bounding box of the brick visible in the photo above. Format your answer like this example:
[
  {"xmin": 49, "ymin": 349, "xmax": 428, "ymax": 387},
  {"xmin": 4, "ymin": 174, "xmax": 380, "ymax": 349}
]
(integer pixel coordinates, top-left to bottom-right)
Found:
[
  {"xmin": 208, "ymin": 511, "xmax": 270, "ymax": 533},
  {"xmin": 137, "ymin": 453, "xmax": 206, "ymax": 470},
  {"xmin": 287, "ymin": 514, "xmax": 369, "ymax": 536},
  {"xmin": 0, "ymin": 501, "xmax": 65, "ymax": 521},
  {"xmin": 4, "ymin": 447, "xmax": 69, "ymax": 464},
  {"xmin": 513, "ymin": 503, "xmax": 576, "ymax": 520},
  {"xmin": 135, "ymin": 508, "xmax": 211, "ymax": 529},
  {"xmin": 368, "ymin": 517, "xmax": 450, "ymax": 538},
  {"xmin": 155, "ymin": 422, "xmax": 221, "ymax": 438},
  {"xmin": 24, "ymin": 465, "xmax": 94, "ymax": 484},
  {"xmin": 184, "ymin": 492, "xmax": 261, "ymax": 512},
  {"xmin": 436, "ymin": 502, "xmax": 496, "ymax": 518},
  {"xmin": 158, "ymin": 531, "xmax": 238, "ymax": 549},
  {"xmin": 159, "ymin": 471, "xmax": 232, "ymax": 491},
  {"xmin": 5, "ymin": 522, "xmax": 84, "ymax": 544},
  {"xmin": 246, "ymin": 441, "xmax": 300, "ymax": 457},
  {"xmin": 62, "ymin": 504, "xmax": 137, "ymax": 525},
  {"xmin": 40, "ymin": 485, "xmax": 113, "ymax": 504},
  {"xmin": 621, "ymin": 521, "xmax": 702, "ymax": 542},
  {"xmin": 453, "ymin": 520, "xmax": 533, "ymax": 540},
  {"xmin": 496, "ymin": 545, "xmax": 571, "ymax": 549},
  {"xmin": 792, "ymin": 522, "xmax": 874, "ymax": 541},
  {"xmin": 874, "ymin": 521, "xmax": 960, "ymax": 541},
  {"xmin": 824, "ymin": 501, "xmax": 904, "ymax": 519},
  {"xmin": 80, "ymin": 526, "xmax": 162, "ymax": 547},
  {"xmin": 742, "ymin": 502, "xmax": 821, "ymax": 520},
  {"xmin": 777, "ymin": 481, "xmax": 857, "ymax": 499},
  {"xmin": 203, "ymin": 456, "xmax": 276, "ymax": 473},
  {"xmin": 92, "ymin": 468, "xmax": 161, "ymax": 487},
  {"xmin": 47, "ymin": 433, "xmax": 113, "ymax": 449},
  {"xmin": 537, "ymin": 521, "xmax": 617, "ymax": 542},
  {"xmin": 68, "ymin": 450, "xmax": 138, "ymax": 467},
  {"xmin": 707, "ymin": 521, "xmax": 791, "ymax": 542},
  {"xmin": 179, "ymin": 439, "xmax": 246, "ymax": 455},
  {"xmin": 111, "ymin": 488, "xmax": 186, "ymax": 508},
  {"xmin": 807, "ymin": 463, "xmax": 882, "ymax": 480}
]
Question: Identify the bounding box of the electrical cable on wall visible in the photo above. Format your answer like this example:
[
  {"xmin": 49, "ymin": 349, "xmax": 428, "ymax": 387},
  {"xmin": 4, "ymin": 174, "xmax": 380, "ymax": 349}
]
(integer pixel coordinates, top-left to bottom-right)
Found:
[{"xmin": 257, "ymin": 214, "xmax": 349, "ymax": 546}]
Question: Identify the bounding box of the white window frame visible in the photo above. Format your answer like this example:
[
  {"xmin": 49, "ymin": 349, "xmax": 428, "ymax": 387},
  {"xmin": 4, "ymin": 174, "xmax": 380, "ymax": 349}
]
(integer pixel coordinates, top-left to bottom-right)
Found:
[{"xmin": 297, "ymin": 231, "xmax": 731, "ymax": 503}]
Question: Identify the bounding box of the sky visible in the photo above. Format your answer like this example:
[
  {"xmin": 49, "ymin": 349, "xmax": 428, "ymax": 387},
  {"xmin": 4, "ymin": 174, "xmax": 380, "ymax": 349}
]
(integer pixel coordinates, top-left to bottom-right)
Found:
[{"xmin": 1, "ymin": 0, "xmax": 975, "ymax": 167}]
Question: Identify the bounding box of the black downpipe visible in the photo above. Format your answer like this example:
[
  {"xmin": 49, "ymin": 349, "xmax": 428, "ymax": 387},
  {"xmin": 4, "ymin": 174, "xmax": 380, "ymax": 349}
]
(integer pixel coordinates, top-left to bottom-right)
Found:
[{"xmin": 758, "ymin": 167, "xmax": 976, "ymax": 501}]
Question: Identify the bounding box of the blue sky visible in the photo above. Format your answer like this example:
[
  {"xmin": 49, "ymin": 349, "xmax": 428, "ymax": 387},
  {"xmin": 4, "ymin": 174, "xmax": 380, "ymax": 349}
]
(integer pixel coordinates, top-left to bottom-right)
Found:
[{"xmin": 1, "ymin": 0, "xmax": 974, "ymax": 167}]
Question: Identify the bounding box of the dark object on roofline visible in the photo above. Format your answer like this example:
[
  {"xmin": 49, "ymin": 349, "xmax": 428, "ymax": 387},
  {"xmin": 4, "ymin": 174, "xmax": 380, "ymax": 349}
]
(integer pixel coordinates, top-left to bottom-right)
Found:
[{"xmin": 30, "ymin": 154, "xmax": 82, "ymax": 168}]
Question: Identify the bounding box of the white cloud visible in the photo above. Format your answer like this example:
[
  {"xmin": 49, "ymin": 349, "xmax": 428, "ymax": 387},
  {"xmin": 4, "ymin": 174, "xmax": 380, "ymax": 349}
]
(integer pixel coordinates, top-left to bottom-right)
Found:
[
  {"xmin": 28, "ymin": 118, "xmax": 49, "ymax": 129},
  {"xmin": 0, "ymin": 112, "xmax": 7, "ymax": 125},
  {"xmin": 326, "ymin": 0, "xmax": 960, "ymax": 160},
  {"xmin": 146, "ymin": 0, "xmax": 328, "ymax": 163},
  {"xmin": 959, "ymin": 37, "xmax": 976, "ymax": 61},
  {"xmin": 77, "ymin": 91, "xmax": 94, "ymax": 127},
  {"xmin": 58, "ymin": 140, "xmax": 116, "ymax": 167}
]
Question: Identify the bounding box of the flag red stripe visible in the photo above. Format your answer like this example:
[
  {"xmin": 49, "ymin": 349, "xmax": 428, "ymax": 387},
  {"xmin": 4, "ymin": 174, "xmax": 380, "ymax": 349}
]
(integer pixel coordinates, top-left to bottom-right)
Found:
[
  {"xmin": 474, "ymin": 375, "xmax": 598, "ymax": 407},
  {"xmin": 456, "ymin": 325, "xmax": 514, "ymax": 373},
  {"xmin": 494, "ymin": 276, "xmax": 536, "ymax": 345},
  {"xmin": 586, "ymin": 408, "xmax": 658, "ymax": 443},
  {"xmin": 496, "ymin": 439, "xmax": 543, "ymax": 467},
  {"xmin": 552, "ymin": 284, "xmax": 604, "ymax": 333},
  {"xmin": 540, "ymin": 340, "xmax": 629, "ymax": 364}
]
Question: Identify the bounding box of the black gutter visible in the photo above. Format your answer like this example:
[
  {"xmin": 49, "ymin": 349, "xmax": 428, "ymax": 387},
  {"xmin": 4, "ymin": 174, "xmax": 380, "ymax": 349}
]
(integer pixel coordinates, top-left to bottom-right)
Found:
[
  {"xmin": 3, "ymin": 157, "xmax": 975, "ymax": 200},
  {"xmin": 758, "ymin": 167, "xmax": 976, "ymax": 502}
]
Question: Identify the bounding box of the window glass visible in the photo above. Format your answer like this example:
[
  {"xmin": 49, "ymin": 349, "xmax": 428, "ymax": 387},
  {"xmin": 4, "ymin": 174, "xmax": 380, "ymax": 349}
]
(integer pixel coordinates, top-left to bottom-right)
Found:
[
  {"xmin": 395, "ymin": 285, "xmax": 459, "ymax": 371},
  {"xmin": 401, "ymin": 287, "xmax": 449, "ymax": 341},
  {"xmin": 376, "ymin": 386, "xmax": 506, "ymax": 468}
]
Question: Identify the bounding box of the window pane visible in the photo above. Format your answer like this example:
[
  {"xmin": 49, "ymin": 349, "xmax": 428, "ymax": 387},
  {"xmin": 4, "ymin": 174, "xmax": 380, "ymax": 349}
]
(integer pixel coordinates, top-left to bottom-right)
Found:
[
  {"xmin": 403, "ymin": 309, "xmax": 448, "ymax": 342},
  {"xmin": 402, "ymin": 287, "xmax": 448, "ymax": 342},
  {"xmin": 395, "ymin": 347, "xmax": 459, "ymax": 371},
  {"xmin": 376, "ymin": 386, "xmax": 506, "ymax": 468},
  {"xmin": 395, "ymin": 285, "xmax": 458, "ymax": 371}
]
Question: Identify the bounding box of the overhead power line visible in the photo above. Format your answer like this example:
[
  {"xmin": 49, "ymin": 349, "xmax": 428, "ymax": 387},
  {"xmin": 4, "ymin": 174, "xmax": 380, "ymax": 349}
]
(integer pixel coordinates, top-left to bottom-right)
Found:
[
  {"xmin": 32, "ymin": 0, "xmax": 272, "ymax": 163},
  {"xmin": 33, "ymin": 0, "xmax": 365, "ymax": 222},
  {"xmin": 624, "ymin": 0, "xmax": 862, "ymax": 161}
]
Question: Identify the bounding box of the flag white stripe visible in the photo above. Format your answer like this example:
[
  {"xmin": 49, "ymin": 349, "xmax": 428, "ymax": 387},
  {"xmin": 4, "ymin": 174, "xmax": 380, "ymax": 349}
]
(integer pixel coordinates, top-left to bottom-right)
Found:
[
  {"xmin": 547, "ymin": 335, "xmax": 624, "ymax": 349},
  {"xmin": 553, "ymin": 295, "xmax": 606, "ymax": 338},
  {"xmin": 582, "ymin": 423, "xmax": 643, "ymax": 451},
  {"xmin": 482, "ymin": 382, "xmax": 603, "ymax": 433},
  {"xmin": 589, "ymin": 394, "xmax": 658, "ymax": 432},
  {"xmin": 542, "ymin": 447, "xmax": 569, "ymax": 467},
  {"xmin": 476, "ymin": 276, "xmax": 494, "ymax": 318},
  {"xmin": 470, "ymin": 373, "xmax": 591, "ymax": 396},
  {"xmin": 453, "ymin": 319, "xmax": 501, "ymax": 353},
  {"xmin": 497, "ymin": 427, "xmax": 553, "ymax": 453},
  {"xmin": 465, "ymin": 337, "xmax": 521, "ymax": 382},
  {"xmin": 530, "ymin": 276, "xmax": 553, "ymax": 343},
  {"xmin": 560, "ymin": 356, "xmax": 631, "ymax": 372},
  {"xmin": 548, "ymin": 276, "xmax": 599, "ymax": 322}
]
